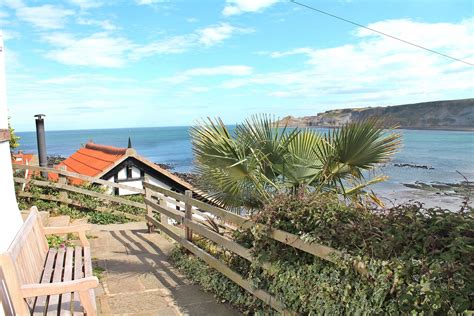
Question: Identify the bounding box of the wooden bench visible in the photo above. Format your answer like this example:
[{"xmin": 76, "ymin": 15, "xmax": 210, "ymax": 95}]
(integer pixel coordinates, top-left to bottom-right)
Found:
[{"xmin": 0, "ymin": 207, "xmax": 99, "ymax": 315}]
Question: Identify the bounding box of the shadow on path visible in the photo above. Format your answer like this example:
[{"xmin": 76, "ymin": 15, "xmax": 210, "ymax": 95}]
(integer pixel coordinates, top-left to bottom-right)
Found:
[{"xmin": 92, "ymin": 223, "xmax": 242, "ymax": 316}]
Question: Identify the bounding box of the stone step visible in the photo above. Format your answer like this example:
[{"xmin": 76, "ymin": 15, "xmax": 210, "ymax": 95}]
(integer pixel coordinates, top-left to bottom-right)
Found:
[
  {"xmin": 71, "ymin": 218, "xmax": 89, "ymax": 226},
  {"xmin": 47, "ymin": 215, "xmax": 71, "ymax": 238},
  {"xmin": 47, "ymin": 215, "xmax": 71, "ymax": 227},
  {"xmin": 20, "ymin": 210, "xmax": 50, "ymax": 226}
]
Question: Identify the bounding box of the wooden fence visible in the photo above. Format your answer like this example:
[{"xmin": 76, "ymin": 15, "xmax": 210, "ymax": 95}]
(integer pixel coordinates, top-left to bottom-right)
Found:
[
  {"xmin": 12, "ymin": 164, "xmax": 364, "ymax": 313},
  {"xmin": 143, "ymin": 182, "xmax": 359, "ymax": 315},
  {"xmin": 12, "ymin": 164, "xmax": 146, "ymax": 221}
]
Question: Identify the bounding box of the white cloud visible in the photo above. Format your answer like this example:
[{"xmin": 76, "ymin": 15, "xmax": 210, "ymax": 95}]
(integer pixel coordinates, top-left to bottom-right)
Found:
[
  {"xmin": 0, "ymin": 29, "xmax": 18, "ymax": 40},
  {"xmin": 77, "ymin": 18, "xmax": 117, "ymax": 31},
  {"xmin": 223, "ymin": 0, "xmax": 278, "ymax": 16},
  {"xmin": 1, "ymin": 0, "xmax": 24, "ymax": 9},
  {"xmin": 133, "ymin": 23, "xmax": 249, "ymax": 59},
  {"xmin": 186, "ymin": 17, "xmax": 198, "ymax": 23},
  {"xmin": 43, "ymin": 32, "xmax": 135, "ymax": 67},
  {"xmin": 16, "ymin": 4, "xmax": 74, "ymax": 29},
  {"xmin": 42, "ymin": 21, "xmax": 250, "ymax": 67},
  {"xmin": 38, "ymin": 74, "xmax": 133, "ymax": 85},
  {"xmin": 269, "ymin": 47, "xmax": 313, "ymax": 58},
  {"xmin": 132, "ymin": 35, "xmax": 194, "ymax": 58},
  {"xmin": 40, "ymin": 19, "xmax": 250, "ymax": 67},
  {"xmin": 0, "ymin": 10, "xmax": 9, "ymax": 25},
  {"xmin": 68, "ymin": 0, "xmax": 103, "ymax": 9},
  {"xmin": 165, "ymin": 65, "xmax": 253, "ymax": 83},
  {"xmin": 135, "ymin": 0, "xmax": 168, "ymax": 5},
  {"xmin": 225, "ymin": 19, "xmax": 474, "ymax": 107},
  {"xmin": 198, "ymin": 23, "xmax": 241, "ymax": 46}
]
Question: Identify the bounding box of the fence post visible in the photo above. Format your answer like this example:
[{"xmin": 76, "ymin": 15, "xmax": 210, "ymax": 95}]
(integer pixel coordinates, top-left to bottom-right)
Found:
[
  {"xmin": 159, "ymin": 197, "xmax": 169, "ymax": 231},
  {"xmin": 185, "ymin": 190, "xmax": 193, "ymax": 241},
  {"xmin": 58, "ymin": 166, "xmax": 68, "ymax": 203},
  {"xmin": 144, "ymin": 176, "xmax": 155, "ymax": 233}
]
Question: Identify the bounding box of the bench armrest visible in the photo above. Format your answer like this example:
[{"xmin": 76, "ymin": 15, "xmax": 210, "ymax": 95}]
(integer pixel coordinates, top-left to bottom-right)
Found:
[
  {"xmin": 20, "ymin": 276, "xmax": 99, "ymax": 298},
  {"xmin": 43, "ymin": 224, "xmax": 92, "ymax": 234},
  {"xmin": 43, "ymin": 224, "xmax": 92, "ymax": 247}
]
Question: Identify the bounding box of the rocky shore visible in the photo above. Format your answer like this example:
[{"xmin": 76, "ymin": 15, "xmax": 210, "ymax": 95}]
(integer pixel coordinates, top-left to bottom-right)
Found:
[
  {"xmin": 156, "ymin": 162, "xmax": 473, "ymax": 211},
  {"xmin": 403, "ymin": 181, "xmax": 471, "ymax": 199}
]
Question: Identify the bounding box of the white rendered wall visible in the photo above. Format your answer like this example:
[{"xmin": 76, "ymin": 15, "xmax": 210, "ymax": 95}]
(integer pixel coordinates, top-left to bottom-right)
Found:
[
  {"xmin": 0, "ymin": 34, "xmax": 22, "ymax": 252},
  {"xmin": 131, "ymin": 166, "xmax": 140, "ymax": 178},
  {"xmin": 117, "ymin": 179, "xmax": 142, "ymax": 195},
  {"xmin": 117, "ymin": 167, "xmax": 126, "ymax": 180},
  {"xmin": 117, "ymin": 175, "xmax": 171, "ymax": 196}
]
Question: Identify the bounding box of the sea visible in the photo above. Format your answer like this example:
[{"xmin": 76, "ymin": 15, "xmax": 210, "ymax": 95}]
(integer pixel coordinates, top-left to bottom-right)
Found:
[{"xmin": 16, "ymin": 127, "xmax": 474, "ymax": 210}]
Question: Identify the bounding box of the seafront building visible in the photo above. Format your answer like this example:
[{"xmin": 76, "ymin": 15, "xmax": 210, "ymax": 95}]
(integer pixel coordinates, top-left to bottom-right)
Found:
[{"xmin": 50, "ymin": 140, "xmax": 195, "ymax": 196}]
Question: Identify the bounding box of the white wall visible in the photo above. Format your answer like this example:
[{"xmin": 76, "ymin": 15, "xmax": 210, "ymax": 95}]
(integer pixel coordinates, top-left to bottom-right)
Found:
[
  {"xmin": 131, "ymin": 166, "xmax": 140, "ymax": 178},
  {"xmin": 117, "ymin": 167, "xmax": 126, "ymax": 180},
  {"xmin": 0, "ymin": 32, "xmax": 22, "ymax": 316},
  {"xmin": 0, "ymin": 34, "xmax": 22, "ymax": 252},
  {"xmin": 116, "ymin": 174, "xmax": 171, "ymax": 196},
  {"xmin": 117, "ymin": 179, "xmax": 142, "ymax": 195},
  {"xmin": 102, "ymin": 169, "xmax": 183, "ymax": 210}
]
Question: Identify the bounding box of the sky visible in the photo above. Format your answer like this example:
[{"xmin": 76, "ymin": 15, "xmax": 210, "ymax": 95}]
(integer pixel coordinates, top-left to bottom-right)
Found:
[{"xmin": 1, "ymin": 0, "xmax": 473, "ymax": 131}]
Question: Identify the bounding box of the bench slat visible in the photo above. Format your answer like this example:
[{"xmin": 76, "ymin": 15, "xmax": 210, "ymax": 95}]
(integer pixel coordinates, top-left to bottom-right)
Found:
[
  {"xmin": 73, "ymin": 246, "xmax": 84, "ymax": 315},
  {"xmin": 60, "ymin": 247, "xmax": 75, "ymax": 316},
  {"xmin": 32, "ymin": 248, "xmax": 57, "ymax": 315},
  {"xmin": 83, "ymin": 247, "xmax": 97, "ymax": 310},
  {"xmin": 83, "ymin": 248, "xmax": 92, "ymax": 278},
  {"xmin": 47, "ymin": 247, "xmax": 66, "ymax": 315}
]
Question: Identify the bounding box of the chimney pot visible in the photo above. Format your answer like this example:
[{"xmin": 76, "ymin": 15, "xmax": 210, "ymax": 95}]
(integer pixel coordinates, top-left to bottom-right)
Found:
[{"xmin": 34, "ymin": 114, "xmax": 48, "ymax": 177}]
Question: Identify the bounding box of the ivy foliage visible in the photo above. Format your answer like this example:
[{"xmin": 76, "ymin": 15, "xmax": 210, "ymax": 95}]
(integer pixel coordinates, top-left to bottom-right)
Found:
[{"xmin": 171, "ymin": 193, "xmax": 473, "ymax": 314}]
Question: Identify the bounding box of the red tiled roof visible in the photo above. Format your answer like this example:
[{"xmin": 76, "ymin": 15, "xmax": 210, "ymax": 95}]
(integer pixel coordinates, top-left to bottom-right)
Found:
[
  {"xmin": 12, "ymin": 152, "xmax": 38, "ymax": 180},
  {"xmin": 50, "ymin": 143, "xmax": 126, "ymax": 185},
  {"xmin": 11, "ymin": 153, "xmax": 35, "ymax": 165}
]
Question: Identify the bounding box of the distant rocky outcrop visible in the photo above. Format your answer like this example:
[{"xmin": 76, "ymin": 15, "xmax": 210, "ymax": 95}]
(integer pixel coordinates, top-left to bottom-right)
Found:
[{"xmin": 278, "ymin": 98, "xmax": 474, "ymax": 130}]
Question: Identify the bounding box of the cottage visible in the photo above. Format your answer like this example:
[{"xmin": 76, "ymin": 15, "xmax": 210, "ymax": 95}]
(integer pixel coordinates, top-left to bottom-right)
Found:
[{"xmin": 50, "ymin": 140, "xmax": 195, "ymax": 196}]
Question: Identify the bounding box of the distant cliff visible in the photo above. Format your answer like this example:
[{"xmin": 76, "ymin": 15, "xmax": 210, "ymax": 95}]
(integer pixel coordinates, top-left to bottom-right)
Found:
[{"xmin": 279, "ymin": 98, "xmax": 474, "ymax": 130}]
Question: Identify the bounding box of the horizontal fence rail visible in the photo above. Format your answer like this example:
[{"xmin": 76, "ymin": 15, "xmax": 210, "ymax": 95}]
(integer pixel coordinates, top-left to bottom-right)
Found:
[
  {"xmin": 143, "ymin": 181, "xmax": 342, "ymax": 263},
  {"xmin": 13, "ymin": 163, "xmax": 145, "ymax": 194},
  {"xmin": 16, "ymin": 191, "xmax": 142, "ymax": 221},
  {"xmin": 143, "ymin": 181, "xmax": 354, "ymax": 314},
  {"xmin": 12, "ymin": 164, "xmax": 146, "ymax": 221}
]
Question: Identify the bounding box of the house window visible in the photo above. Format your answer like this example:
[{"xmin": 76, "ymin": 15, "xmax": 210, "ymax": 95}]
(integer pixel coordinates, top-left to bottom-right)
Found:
[
  {"xmin": 114, "ymin": 174, "xmax": 119, "ymax": 195},
  {"xmin": 126, "ymin": 166, "xmax": 133, "ymax": 179}
]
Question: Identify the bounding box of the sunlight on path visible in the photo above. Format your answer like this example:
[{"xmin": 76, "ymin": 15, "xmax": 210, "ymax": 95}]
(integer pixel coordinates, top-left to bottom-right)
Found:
[{"xmin": 90, "ymin": 222, "xmax": 241, "ymax": 316}]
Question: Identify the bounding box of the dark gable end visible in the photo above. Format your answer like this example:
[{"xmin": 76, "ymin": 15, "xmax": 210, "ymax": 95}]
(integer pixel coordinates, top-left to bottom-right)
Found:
[{"xmin": 101, "ymin": 156, "xmax": 191, "ymax": 193}]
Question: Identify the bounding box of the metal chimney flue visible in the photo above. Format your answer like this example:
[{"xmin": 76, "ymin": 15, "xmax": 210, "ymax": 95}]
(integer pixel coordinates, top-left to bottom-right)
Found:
[{"xmin": 34, "ymin": 114, "xmax": 48, "ymax": 178}]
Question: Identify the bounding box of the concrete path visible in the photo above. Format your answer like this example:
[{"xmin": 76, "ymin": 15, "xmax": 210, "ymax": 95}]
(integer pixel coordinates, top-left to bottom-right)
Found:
[{"xmin": 89, "ymin": 222, "xmax": 242, "ymax": 316}]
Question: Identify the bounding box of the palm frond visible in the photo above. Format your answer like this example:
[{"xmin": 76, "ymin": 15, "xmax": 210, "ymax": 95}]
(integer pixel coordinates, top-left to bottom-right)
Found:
[{"xmin": 190, "ymin": 115, "xmax": 401, "ymax": 210}]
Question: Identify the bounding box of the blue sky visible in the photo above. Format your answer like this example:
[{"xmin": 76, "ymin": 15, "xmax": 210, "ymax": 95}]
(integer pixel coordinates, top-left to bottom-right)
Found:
[{"xmin": 1, "ymin": 0, "xmax": 473, "ymax": 131}]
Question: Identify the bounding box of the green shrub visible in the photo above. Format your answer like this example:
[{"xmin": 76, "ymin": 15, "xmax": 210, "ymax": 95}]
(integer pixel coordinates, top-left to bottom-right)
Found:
[
  {"xmin": 46, "ymin": 235, "xmax": 73, "ymax": 248},
  {"xmin": 111, "ymin": 194, "xmax": 146, "ymax": 216},
  {"xmin": 17, "ymin": 182, "xmax": 133, "ymax": 224},
  {"xmin": 170, "ymin": 247, "xmax": 271, "ymax": 315},
  {"xmin": 171, "ymin": 193, "xmax": 473, "ymax": 314}
]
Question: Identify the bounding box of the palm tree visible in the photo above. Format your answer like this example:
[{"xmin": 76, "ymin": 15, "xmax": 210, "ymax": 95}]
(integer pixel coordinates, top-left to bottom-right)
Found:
[{"xmin": 190, "ymin": 114, "xmax": 401, "ymax": 211}]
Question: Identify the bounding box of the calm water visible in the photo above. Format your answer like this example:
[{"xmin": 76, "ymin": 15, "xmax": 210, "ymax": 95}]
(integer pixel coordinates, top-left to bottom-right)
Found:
[{"xmin": 17, "ymin": 127, "xmax": 474, "ymax": 207}]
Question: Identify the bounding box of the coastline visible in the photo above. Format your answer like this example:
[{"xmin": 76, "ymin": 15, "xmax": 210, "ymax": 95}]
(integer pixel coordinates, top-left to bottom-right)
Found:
[
  {"xmin": 16, "ymin": 127, "xmax": 473, "ymax": 213},
  {"xmin": 281, "ymin": 124, "xmax": 474, "ymax": 132},
  {"xmin": 172, "ymin": 169, "xmax": 472, "ymax": 211}
]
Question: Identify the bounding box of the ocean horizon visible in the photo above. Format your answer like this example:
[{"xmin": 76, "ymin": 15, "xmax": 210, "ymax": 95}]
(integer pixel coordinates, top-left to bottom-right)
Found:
[{"xmin": 16, "ymin": 126, "xmax": 474, "ymax": 210}]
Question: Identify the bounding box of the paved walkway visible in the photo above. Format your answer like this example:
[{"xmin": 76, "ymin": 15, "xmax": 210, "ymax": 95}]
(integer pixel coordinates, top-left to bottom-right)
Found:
[{"xmin": 89, "ymin": 222, "xmax": 241, "ymax": 316}]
